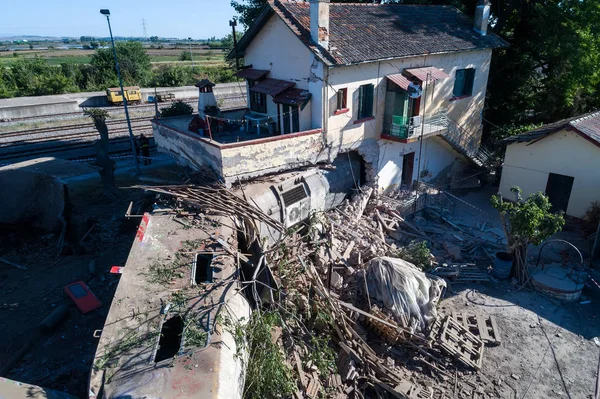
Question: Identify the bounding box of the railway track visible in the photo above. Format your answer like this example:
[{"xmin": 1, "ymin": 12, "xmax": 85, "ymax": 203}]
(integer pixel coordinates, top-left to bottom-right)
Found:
[
  {"xmin": 0, "ymin": 99, "xmax": 198, "ymax": 124},
  {"xmin": 0, "ymin": 117, "xmax": 152, "ymax": 140},
  {"xmin": 0, "ymin": 117, "xmax": 155, "ymax": 164}
]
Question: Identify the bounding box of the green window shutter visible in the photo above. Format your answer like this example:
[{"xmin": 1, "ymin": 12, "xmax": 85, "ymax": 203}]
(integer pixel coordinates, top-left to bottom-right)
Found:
[
  {"xmin": 358, "ymin": 85, "xmax": 365, "ymax": 119},
  {"xmin": 453, "ymin": 69, "xmax": 466, "ymax": 97},
  {"xmin": 465, "ymin": 69, "xmax": 475, "ymax": 96},
  {"xmin": 358, "ymin": 84, "xmax": 374, "ymax": 119},
  {"xmin": 365, "ymin": 84, "xmax": 374, "ymax": 118}
]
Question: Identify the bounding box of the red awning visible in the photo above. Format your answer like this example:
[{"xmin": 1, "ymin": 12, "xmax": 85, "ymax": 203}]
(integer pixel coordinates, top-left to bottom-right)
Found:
[
  {"xmin": 237, "ymin": 68, "xmax": 269, "ymax": 80},
  {"xmin": 386, "ymin": 74, "xmax": 412, "ymax": 91},
  {"xmin": 405, "ymin": 66, "xmax": 450, "ymax": 81},
  {"xmin": 250, "ymin": 78, "xmax": 295, "ymax": 97},
  {"xmin": 273, "ymin": 88, "xmax": 311, "ymax": 106}
]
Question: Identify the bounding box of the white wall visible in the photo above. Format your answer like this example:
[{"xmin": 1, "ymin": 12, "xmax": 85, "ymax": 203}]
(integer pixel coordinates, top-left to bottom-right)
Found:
[
  {"xmin": 244, "ymin": 14, "xmax": 315, "ymax": 130},
  {"xmin": 377, "ymin": 136, "xmax": 464, "ymax": 191},
  {"xmin": 325, "ymin": 49, "xmax": 492, "ymax": 155},
  {"xmin": 499, "ymin": 130, "xmax": 600, "ymax": 218}
]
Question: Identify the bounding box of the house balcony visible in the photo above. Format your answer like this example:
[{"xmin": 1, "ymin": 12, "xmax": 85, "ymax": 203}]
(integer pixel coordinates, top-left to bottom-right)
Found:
[
  {"xmin": 152, "ymin": 115, "xmax": 325, "ymax": 186},
  {"xmin": 381, "ymin": 109, "xmax": 449, "ymax": 143}
]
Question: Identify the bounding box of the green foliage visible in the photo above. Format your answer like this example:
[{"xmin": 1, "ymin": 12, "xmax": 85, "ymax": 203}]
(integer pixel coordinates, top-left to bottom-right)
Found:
[
  {"xmin": 152, "ymin": 64, "xmax": 196, "ymax": 87},
  {"xmin": 83, "ymin": 108, "xmax": 109, "ymax": 123},
  {"xmin": 0, "ymin": 57, "xmax": 78, "ymax": 97},
  {"xmin": 400, "ymin": 240, "xmax": 433, "ymax": 271},
  {"xmin": 160, "ymin": 100, "xmax": 194, "ymax": 118},
  {"xmin": 490, "ymin": 187, "xmax": 565, "ymax": 248},
  {"xmin": 584, "ymin": 201, "xmax": 600, "ymax": 228},
  {"xmin": 490, "ymin": 123, "xmax": 543, "ymax": 142},
  {"xmin": 221, "ymin": 310, "xmax": 296, "ymax": 399},
  {"xmin": 179, "ymin": 50, "xmax": 192, "ymax": 61},
  {"xmin": 307, "ymin": 335, "xmax": 336, "ymax": 373},
  {"xmin": 91, "ymin": 41, "xmax": 152, "ymax": 87},
  {"xmin": 486, "ymin": 0, "xmax": 600, "ymax": 132}
]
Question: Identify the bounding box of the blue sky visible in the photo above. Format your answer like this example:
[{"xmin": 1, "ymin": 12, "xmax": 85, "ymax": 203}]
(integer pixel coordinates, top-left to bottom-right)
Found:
[{"xmin": 1, "ymin": 0, "xmax": 238, "ymax": 39}]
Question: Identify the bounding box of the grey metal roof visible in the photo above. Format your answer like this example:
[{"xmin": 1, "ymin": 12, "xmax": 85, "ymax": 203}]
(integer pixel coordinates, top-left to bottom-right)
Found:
[{"xmin": 235, "ymin": 1, "xmax": 508, "ymax": 66}]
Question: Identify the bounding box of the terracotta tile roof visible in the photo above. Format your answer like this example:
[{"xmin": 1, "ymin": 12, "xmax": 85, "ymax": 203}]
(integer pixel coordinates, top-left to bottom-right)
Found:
[
  {"xmin": 570, "ymin": 112, "xmax": 600, "ymax": 144},
  {"xmin": 263, "ymin": 1, "xmax": 508, "ymax": 66},
  {"xmin": 405, "ymin": 66, "xmax": 451, "ymax": 81},
  {"xmin": 386, "ymin": 74, "xmax": 413, "ymax": 91},
  {"xmin": 273, "ymin": 88, "xmax": 312, "ymax": 105},
  {"xmin": 237, "ymin": 68, "xmax": 269, "ymax": 80},
  {"xmin": 250, "ymin": 78, "xmax": 295, "ymax": 96},
  {"xmin": 504, "ymin": 110, "xmax": 600, "ymax": 146}
]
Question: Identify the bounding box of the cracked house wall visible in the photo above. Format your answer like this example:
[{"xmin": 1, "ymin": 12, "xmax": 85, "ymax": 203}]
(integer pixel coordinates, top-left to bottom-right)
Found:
[
  {"xmin": 153, "ymin": 118, "xmax": 223, "ymax": 174},
  {"xmin": 499, "ymin": 130, "xmax": 600, "ymax": 218},
  {"xmin": 220, "ymin": 129, "xmax": 327, "ymax": 184},
  {"xmin": 377, "ymin": 136, "xmax": 467, "ymax": 192},
  {"xmin": 153, "ymin": 118, "xmax": 327, "ymax": 186}
]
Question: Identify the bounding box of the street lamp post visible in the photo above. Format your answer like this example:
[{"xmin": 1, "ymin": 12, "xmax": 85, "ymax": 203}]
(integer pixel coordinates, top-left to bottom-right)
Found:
[{"xmin": 100, "ymin": 9, "xmax": 140, "ymax": 175}]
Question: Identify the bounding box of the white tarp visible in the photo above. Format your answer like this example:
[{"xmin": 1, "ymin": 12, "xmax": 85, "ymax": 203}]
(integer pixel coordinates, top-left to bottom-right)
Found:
[{"xmin": 366, "ymin": 257, "xmax": 446, "ymax": 332}]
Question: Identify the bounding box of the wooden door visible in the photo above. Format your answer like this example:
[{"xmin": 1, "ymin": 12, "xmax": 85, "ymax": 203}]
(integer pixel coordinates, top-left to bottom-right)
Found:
[
  {"xmin": 545, "ymin": 173, "xmax": 574, "ymax": 213},
  {"xmin": 402, "ymin": 152, "xmax": 415, "ymax": 186}
]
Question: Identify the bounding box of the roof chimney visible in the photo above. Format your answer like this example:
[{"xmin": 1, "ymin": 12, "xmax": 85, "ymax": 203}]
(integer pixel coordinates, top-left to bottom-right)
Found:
[
  {"xmin": 474, "ymin": 0, "xmax": 491, "ymax": 35},
  {"xmin": 310, "ymin": 0, "xmax": 330, "ymax": 49}
]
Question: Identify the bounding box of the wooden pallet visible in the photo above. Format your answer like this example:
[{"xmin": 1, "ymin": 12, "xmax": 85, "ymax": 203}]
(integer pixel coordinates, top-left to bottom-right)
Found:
[
  {"xmin": 437, "ymin": 316, "xmax": 484, "ymax": 370},
  {"xmin": 453, "ymin": 266, "xmax": 491, "ymax": 283},
  {"xmin": 451, "ymin": 312, "xmax": 501, "ymax": 346},
  {"xmin": 364, "ymin": 307, "xmax": 404, "ymax": 344}
]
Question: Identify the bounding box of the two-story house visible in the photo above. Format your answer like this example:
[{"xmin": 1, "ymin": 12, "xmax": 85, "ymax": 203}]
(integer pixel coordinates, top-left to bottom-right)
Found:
[{"xmin": 152, "ymin": 0, "xmax": 506, "ymax": 189}]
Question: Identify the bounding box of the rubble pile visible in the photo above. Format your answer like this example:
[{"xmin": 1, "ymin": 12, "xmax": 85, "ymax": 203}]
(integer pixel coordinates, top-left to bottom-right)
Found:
[
  {"xmin": 254, "ymin": 187, "xmax": 507, "ymax": 398},
  {"xmin": 152, "ymin": 182, "xmax": 509, "ymax": 398}
]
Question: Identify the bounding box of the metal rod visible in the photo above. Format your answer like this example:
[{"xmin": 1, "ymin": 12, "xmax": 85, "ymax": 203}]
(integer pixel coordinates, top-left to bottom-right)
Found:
[
  {"xmin": 413, "ymin": 71, "xmax": 431, "ymax": 213},
  {"xmin": 105, "ymin": 15, "xmax": 140, "ymax": 175},
  {"xmin": 230, "ymin": 20, "xmax": 240, "ymax": 71}
]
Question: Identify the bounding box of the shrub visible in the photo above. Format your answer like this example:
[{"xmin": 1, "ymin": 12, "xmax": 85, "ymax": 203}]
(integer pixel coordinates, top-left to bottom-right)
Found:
[
  {"xmin": 400, "ymin": 240, "xmax": 433, "ymax": 271},
  {"xmin": 179, "ymin": 50, "xmax": 192, "ymax": 61},
  {"xmin": 160, "ymin": 100, "xmax": 193, "ymax": 118},
  {"xmin": 584, "ymin": 201, "xmax": 600, "ymax": 228}
]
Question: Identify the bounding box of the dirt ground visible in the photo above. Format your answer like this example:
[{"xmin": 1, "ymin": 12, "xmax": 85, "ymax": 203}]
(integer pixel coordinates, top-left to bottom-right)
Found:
[
  {"xmin": 440, "ymin": 282, "xmax": 600, "ymax": 398},
  {"xmin": 435, "ymin": 189, "xmax": 600, "ymax": 398},
  {"xmin": 0, "ymin": 158, "xmax": 186, "ymax": 397}
]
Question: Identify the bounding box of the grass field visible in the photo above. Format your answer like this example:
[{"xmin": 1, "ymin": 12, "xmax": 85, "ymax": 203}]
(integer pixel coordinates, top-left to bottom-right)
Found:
[{"xmin": 0, "ymin": 47, "xmax": 226, "ymax": 66}]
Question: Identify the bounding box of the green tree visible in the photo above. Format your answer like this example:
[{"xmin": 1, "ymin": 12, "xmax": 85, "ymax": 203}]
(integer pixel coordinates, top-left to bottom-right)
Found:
[
  {"xmin": 485, "ymin": 0, "xmax": 600, "ymax": 133},
  {"xmin": 179, "ymin": 50, "xmax": 192, "ymax": 61},
  {"xmin": 149, "ymin": 36, "xmax": 159, "ymax": 42},
  {"xmin": 152, "ymin": 65, "xmax": 195, "ymax": 87},
  {"xmin": 7, "ymin": 58, "xmax": 76, "ymax": 96},
  {"xmin": 490, "ymin": 187, "xmax": 565, "ymax": 284},
  {"xmin": 90, "ymin": 41, "xmax": 152, "ymax": 87},
  {"xmin": 160, "ymin": 100, "xmax": 194, "ymax": 117}
]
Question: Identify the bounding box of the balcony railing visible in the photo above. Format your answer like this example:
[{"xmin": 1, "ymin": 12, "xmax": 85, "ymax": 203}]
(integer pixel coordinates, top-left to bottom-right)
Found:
[{"xmin": 386, "ymin": 109, "xmax": 449, "ymax": 140}]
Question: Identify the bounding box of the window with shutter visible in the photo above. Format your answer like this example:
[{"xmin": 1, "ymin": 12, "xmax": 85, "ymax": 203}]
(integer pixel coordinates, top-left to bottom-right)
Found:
[
  {"xmin": 453, "ymin": 68, "xmax": 475, "ymax": 98},
  {"xmin": 336, "ymin": 88, "xmax": 348, "ymax": 110},
  {"xmin": 358, "ymin": 84, "xmax": 374, "ymax": 119}
]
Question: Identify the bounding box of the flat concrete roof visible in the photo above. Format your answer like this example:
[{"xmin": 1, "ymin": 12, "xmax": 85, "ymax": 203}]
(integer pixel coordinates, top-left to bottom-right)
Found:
[{"xmin": 0, "ymin": 95, "xmax": 77, "ymax": 108}]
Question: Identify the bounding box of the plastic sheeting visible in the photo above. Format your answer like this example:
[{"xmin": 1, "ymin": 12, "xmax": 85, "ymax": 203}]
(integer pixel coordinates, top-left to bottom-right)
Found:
[{"xmin": 366, "ymin": 257, "xmax": 446, "ymax": 333}]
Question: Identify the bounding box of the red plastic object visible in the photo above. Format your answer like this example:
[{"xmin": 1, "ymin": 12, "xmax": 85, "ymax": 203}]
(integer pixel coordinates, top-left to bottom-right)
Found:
[
  {"xmin": 64, "ymin": 281, "xmax": 102, "ymax": 314},
  {"xmin": 110, "ymin": 266, "xmax": 123, "ymax": 274}
]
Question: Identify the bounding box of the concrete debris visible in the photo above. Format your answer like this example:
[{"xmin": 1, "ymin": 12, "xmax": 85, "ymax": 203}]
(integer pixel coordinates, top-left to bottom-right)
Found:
[{"xmin": 148, "ymin": 181, "xmax": 529, "ymax": 399}]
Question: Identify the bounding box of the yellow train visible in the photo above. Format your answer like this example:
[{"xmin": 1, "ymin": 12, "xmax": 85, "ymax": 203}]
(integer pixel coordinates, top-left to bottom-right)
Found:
[{"xmin": 106, "ymin": 86, "xmax": 142, "ymax": 105}]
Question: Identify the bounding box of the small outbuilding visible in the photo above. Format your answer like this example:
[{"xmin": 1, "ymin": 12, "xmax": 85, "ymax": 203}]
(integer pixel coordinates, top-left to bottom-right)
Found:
[{"xmin": 498, "ymin": 111, "xmax": 600, "ymax": 218}]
